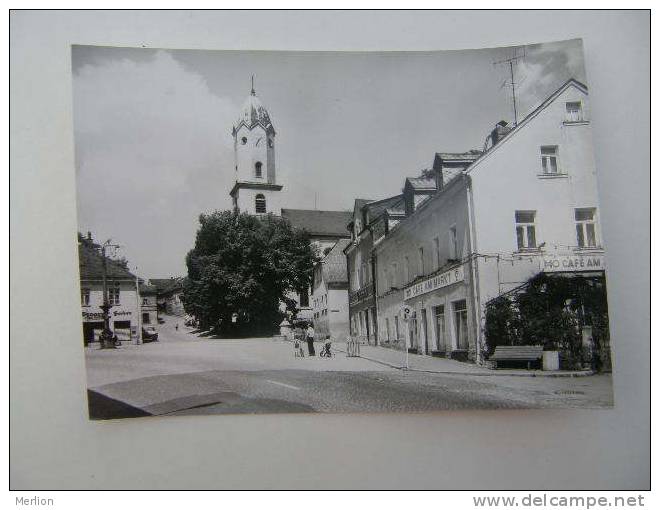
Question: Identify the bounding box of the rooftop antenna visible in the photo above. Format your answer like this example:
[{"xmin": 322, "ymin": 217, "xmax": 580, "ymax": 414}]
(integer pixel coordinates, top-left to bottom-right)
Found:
[
  {"xmin": 493, "ymin": 48, "xmax": 526, "ymax": 126},
  {"xmin": 251, "ymin": 74, "xmax": 255, "ymax": 95}
]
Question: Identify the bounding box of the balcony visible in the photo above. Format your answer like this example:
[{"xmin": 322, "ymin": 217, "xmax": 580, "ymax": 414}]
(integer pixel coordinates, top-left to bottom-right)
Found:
[{"xmin": 349, "ymin": 285, "xmax": 373, "ymax": 305}]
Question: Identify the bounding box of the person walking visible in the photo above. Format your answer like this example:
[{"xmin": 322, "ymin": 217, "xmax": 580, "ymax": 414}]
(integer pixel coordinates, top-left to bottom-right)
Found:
[{"xmin": 306, "ymin": 323, "xmax": 316, "ymax": 356}]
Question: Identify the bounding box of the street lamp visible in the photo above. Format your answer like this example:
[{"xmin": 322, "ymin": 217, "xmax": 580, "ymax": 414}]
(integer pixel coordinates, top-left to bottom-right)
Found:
[{"xmin": 99, "ymin": 239, "xmax": 120, "ymax": 349}]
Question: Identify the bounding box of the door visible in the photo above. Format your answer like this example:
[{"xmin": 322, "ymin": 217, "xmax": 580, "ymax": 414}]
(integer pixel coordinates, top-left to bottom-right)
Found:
[
  {"xmin": 421, "ymin": 308, "xmax": 429, "ymax": 355},
  {"xmin": 434, "ymin": 306, "xmax": 447, "ymax": 352},
  {"xmin": 409, "ymin": 313, "xmax": 418, "ymax": 351},
  {"xmin": 453, "ymin": 300, "xmax": 469, "ymax": 350}
]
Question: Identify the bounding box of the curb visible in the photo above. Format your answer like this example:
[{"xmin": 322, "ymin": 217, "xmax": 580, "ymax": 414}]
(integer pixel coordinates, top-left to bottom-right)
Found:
[{"xmin": 293, "ymin": 340, "xmax": 595, "ymax": 378}]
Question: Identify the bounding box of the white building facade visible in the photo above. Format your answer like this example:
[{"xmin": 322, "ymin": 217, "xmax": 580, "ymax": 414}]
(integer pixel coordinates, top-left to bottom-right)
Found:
[{"xmin": 371, "ymin": 79, "xmax": 607, "ymax": 365}]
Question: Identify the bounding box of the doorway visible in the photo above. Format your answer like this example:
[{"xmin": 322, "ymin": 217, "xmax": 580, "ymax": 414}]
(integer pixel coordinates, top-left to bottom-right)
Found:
[{"xmin": 421, "ymin": 308, "xmax": 429, "ymax": 355}]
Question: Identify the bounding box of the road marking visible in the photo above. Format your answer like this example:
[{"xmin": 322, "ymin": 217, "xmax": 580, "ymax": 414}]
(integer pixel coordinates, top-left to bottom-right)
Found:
[{"xmin": 266, "ymin": 380, "xmax": 301, "ymax": 391}]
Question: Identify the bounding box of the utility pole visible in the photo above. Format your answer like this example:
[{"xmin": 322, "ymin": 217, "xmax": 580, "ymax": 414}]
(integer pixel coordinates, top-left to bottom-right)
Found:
[{"xmin": 493, "ymin": 49, "xmax": 525, "ymax": 126}]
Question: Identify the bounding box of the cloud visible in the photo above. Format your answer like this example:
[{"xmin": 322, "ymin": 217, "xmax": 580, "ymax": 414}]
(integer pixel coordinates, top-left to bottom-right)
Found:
[
  {"xmin": 504, "ymin": 40, "xmax": 587, "ymax": 119},
  {"xmin": 73, "ymin": 50, "xmax": 239, "ymax": 276}
]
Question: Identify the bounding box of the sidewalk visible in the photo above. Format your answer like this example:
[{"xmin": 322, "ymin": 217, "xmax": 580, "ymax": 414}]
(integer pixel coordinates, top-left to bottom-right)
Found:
[{"xmin": 324, "ymin": 341, "xmax": 593, "ymax": 378}]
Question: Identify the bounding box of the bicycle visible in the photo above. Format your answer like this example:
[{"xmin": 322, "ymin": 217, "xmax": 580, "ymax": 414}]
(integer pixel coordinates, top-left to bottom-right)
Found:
[{"xmin": 319, "ymin": 341, "xmax": 333, "ymax": 357}]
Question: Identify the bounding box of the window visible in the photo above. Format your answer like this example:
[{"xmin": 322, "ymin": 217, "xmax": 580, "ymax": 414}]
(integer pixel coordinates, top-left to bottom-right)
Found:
[
  {"xmin": 434, "ymin": 237, "xmax": 441, "ymax": 270},
  {"xmin": 299, "ymin": 288, "xmax": 309, "ymax": 308},
  {"xmin": 142, "ymin": 312, "xmax": 150, "ymax": 324},
  {"xmin": 566, "ymin": 101, "xmax": 583, "ymax": 122},
  {"xmin": 404, "ymin": 256, "xmax": 411, "ymax": 282},
  {"xmin": 515, "ymin": 210, "xmax": 537, "ymax": 250},
  {"xmin": 391, "ymin": 262, "xmax": 398, "ymax": 288},
  {"xmin": 108, "ymin": 283, "xmax": 120, "ymax": 305},
  {"xmin": 448, "ymin": 226, "xmax": 458, "ymax": 260},
  {"xmin": 81, "ymin": 288, "xmax": 90, "ymax": 306},
  {"xmin": 418, "ymin": 247, "xmax": 425, "ymax": 276},
  {"xmin": 241, "ymin": 137, "xmax": 247, "ymax": 145},
  {"xmin": 453, "ymin": 300, "xmax": 469, "ymax": 350},
  {"xmin": 385, "ymin": 318, "xmax": 390, "ymax": 342},
  {"xmin": 255, "ymin": 194, "xmax": 266, "ymax": 214},
  {"xmin": 255, "ymin": 161, "xmax": 263, "ymax": 178},
  {"xmin": 575, "ymin": 208, "xmax": 598, "ymax": 248},
  {"xmin": 434, "ymin": 305, "xmax": 447, "ymax": 351},
  {"xmin": 394, "ymin": 316, "xmax": 400, "ymax": 340},
  {"xmin": 540, "ymin": 146, "xmax": 559, "ymax": 174},
  {"xmin": 142, "ymin": 297, "xmax": 149, "ymax": 305}
]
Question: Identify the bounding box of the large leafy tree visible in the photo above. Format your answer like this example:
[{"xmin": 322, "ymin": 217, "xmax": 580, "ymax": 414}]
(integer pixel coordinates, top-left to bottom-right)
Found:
[{"xmin": 183, "ymin": 210, "xmax": 317, "ymax": 336}]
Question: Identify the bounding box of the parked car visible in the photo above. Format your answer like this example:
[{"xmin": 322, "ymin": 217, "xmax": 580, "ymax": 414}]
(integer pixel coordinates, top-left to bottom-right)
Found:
[{"xmin": 142, "ymin": 326, "xmax": 158, "ymax": 343}]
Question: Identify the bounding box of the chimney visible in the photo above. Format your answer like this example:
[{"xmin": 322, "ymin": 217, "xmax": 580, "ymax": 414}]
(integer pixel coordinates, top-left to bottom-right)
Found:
[{"xmin": 490, "ymin": 120, "xmax": 512, "ymax": 147}]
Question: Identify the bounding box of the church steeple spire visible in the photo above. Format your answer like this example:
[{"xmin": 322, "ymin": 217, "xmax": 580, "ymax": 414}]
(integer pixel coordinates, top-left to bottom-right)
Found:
[{"xmin": 251, "ymin": 75, "xmax": 255, "ymax": 96}]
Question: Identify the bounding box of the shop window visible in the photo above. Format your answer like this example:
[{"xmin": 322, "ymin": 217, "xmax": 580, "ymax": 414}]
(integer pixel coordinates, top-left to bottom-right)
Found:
[
  {"xmin": 142, "ymin": 312, "xmax": 150, "ymax": 324},
  {"xmin": 515, "ymin": 211, "xmax": 537, "ymax": 250},
  {"xmin": 575, "ymin": 208, "xmax": 598, "ymax": 248},
  {"xmin": 255, "ymin": 194, "xmax": 266, "ymax": 214},
  {"xmin": 540, "ymin": 146, "xmax": 560, "ymax": 174},
  {"xmin": 81, "ymin": 287, "xmax": 90, "ymax": 306},
  {"xmin": 565, "ymin": 101, "xmax": 583, "ymax": 122},
  {"xmin": 452, "ymin": 300, "xmax": 469, "ymax": 350},
  {"xmin": 255, "ymin": 161, "xmax": 263, "ymax": 178},
  {"xmin": 434, "ymin": 305, "xmax": 447, "ymax": 351}
]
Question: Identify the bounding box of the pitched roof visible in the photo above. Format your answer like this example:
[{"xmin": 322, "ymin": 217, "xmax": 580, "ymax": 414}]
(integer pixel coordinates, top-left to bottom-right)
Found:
[
  {"xmin": 405, "ymin": 176, "xmax": 436, "ymax": 190},
  {"xmin": 78, "ymin": 239, "xmax": 136, "ymax": 280},
  {"xmin": 466, "ymin": 78, "xmax": 588, "ymax": 175},
  {"xmin": 320, "ymin": 239, "xmax": 350, "ymax": 285},
  {"xmin": 149, "ymin": 277, "xmax": 185, "ymax": 294},
  {"xmin": 435, "ymin": 150, "xmax": 482, "ymax": 161},
  {"xmin": 281, "ymin": 208, "xmax": 352, "ymax": 237},
  {"xmin": 139, "ymin": 283, "xmax": 158, "ymax": 295},
  {"xmin": 363, "ymin": 194, "xmax": 403, "ymax": 224}
]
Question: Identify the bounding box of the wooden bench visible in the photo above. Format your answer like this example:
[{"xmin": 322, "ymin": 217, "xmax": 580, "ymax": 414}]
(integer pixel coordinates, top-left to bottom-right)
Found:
[{"xmin": 489, "ymin": 345, "xmax": 544, "ymax": 369}]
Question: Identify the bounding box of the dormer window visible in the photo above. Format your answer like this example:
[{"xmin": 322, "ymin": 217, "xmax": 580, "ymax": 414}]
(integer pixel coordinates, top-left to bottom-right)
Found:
[
  {"xmin": 566, "ymin": 101, "xmax": 583, "ymax": 122},
  {"xmin": 255, "ymin": 161, "xmax": 263, "ymax": 178}
]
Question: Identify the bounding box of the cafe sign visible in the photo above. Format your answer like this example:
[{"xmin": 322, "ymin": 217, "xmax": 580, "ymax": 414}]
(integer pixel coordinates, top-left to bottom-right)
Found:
[
  {"xmin": 404, "ymin": 265, "xmax": 465, "ymax": 301},
  {"xmin": 542, "ymin": 254, "xmax": 605, "ymax": 273}
]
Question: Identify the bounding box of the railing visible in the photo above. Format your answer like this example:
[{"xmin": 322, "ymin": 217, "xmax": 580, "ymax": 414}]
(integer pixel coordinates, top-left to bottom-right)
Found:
[{"xmin": 349, "ymin": 286, "xmax": 373, "ymax": 305}]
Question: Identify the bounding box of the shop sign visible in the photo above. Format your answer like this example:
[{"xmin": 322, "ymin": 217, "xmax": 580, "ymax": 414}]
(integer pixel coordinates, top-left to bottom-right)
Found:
[
  {"xmin": 82, "ymin": 311, "xmax": 104, "ymax": 321},
  {"xmin": 542, "ymin": 254, "xmax": 605, "ymax": 273},
  {"xmin": 404, "ymin": 265, "xmax": 465, "ymax": 301}
]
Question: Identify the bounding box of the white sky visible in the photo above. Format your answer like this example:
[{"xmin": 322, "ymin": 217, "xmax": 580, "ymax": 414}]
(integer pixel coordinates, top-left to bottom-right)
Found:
[{"xmin": 72, "ymin": 39, "xmax": 586, "ymax": 278}]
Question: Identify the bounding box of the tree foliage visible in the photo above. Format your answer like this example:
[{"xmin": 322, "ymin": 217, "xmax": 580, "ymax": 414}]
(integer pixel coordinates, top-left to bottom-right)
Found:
[
  {"xmin": 484, "ymin": 273, "xmax": 610, "ymax": 370},
  {"xmin": 183, "ymin": 210, "xmax": 317, "ymax": 336}
]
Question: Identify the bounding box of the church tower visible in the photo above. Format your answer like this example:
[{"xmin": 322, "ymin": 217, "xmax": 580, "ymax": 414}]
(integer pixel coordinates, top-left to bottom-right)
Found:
[{"xmin": 229, "ymin": 78, "xmax": 283, "ymax": 215}]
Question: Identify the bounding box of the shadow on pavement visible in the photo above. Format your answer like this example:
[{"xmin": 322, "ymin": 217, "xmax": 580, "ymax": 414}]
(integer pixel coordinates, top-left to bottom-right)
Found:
[{"xmin": 87, "ymin": 389, "xmax": 152, "ymax": 420}]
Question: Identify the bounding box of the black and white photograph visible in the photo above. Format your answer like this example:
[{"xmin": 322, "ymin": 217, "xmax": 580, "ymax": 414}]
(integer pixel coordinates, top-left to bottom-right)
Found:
[{"xmin": 72, "ymin": 39, "xmax": 615, "ymax": 420}]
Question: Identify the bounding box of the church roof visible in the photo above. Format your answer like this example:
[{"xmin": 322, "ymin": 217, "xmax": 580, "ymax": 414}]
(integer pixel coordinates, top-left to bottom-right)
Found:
[
  {"xmin": 233, "ymin": 89, "xmax": 274, "ymax": 134},
  {"xmin": 281, "ymin": 208, "xmax": 352, "ymax": 238}
]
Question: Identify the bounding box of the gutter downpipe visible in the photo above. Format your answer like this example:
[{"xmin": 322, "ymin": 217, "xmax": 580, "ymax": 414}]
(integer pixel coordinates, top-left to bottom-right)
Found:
[{"xmin": 465, "ymin": 175, "xmax": 483, "ymax": 365}]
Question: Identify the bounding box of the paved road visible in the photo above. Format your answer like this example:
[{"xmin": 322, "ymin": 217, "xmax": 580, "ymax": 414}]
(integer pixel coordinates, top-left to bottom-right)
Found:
[{"xmin": 85, "ymin": 315, "xmax": 614, "ymax": 419}]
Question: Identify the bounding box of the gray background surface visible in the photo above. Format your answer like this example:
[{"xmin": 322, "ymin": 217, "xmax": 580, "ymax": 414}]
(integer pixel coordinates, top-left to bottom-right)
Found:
[{"xmin": 10, "ymin": 10, "xmax": 650, "ymax": 489}]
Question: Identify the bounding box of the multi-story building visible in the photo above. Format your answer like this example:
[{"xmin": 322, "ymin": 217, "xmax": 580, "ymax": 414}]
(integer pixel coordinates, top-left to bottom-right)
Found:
[
  {"xmin": 369, "ymin": 78, "xmax": 607, "ymax": 365},
  {"xmin": 345, "ymin": 196, "xmax": 404, "ymax": 344},
  {"xmin": 138, "ymin": 283, "xmax": 158, "ymax": 326},
  {"xmin": 310, "ymin": 239, "xmax": 351, "ymax": 340},
  {"xmin": 150, "ymin": 277, "xmax": 186, "ymax": 316},
  {"xmin": 78, "ymin": 233, "xmax": 142, "ymax": 345}
]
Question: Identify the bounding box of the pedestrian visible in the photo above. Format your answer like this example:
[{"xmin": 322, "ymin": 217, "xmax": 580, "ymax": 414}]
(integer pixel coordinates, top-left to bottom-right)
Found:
[
  {"xmin": 175, "ymin": 323, "xmax": 179, "ymax": 331},
  {"xmin": 306, "ymin": 323, "xmax": 316, "ymax": 356}
]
